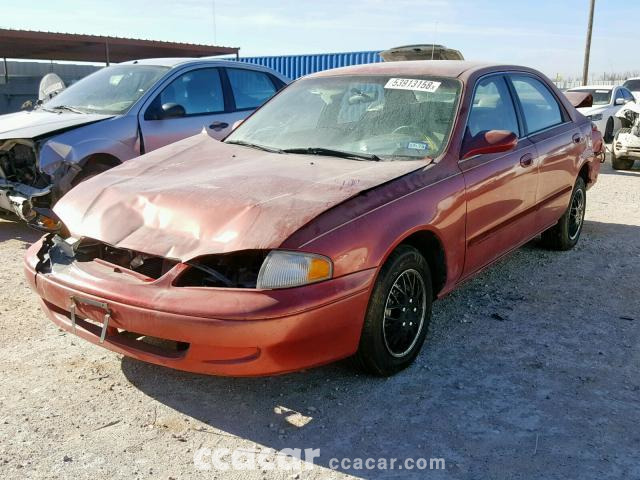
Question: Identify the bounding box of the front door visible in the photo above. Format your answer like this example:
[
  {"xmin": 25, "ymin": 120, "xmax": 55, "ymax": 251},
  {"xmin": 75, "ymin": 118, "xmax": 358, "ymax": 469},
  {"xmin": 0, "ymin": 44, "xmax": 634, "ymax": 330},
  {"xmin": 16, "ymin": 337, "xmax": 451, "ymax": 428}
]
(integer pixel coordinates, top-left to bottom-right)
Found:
[
  {"xmin": 460, "ymin": 74, "xmax": 540, "ymax": 277},
  {"xmin": 139, "ymin": 67, "xmax": 236, "ymax": 152}
]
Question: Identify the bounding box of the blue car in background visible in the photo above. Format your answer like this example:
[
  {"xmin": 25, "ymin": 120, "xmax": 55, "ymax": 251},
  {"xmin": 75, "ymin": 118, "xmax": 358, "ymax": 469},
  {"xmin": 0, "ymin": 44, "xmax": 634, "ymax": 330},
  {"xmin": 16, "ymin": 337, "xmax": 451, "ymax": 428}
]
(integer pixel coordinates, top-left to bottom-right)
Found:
[{"xmin": 0, "ymin": 58, "xmax": 288, "ymax": 221}]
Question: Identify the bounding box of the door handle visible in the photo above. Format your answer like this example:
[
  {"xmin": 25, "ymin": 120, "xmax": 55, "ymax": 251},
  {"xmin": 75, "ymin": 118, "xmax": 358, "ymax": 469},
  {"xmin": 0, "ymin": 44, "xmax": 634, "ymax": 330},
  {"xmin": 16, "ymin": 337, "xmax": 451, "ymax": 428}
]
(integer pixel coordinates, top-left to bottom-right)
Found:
[
  {"xmin": 209, "ymin": 121, "xmax": 229, "ymax": 130},
  {"xmin": 572, "ymin": 133, "xmax": 582, "ymax": 144},
  {"xmin": 519, "ymin": 153, "xmax": 534, "ymax": 167}
]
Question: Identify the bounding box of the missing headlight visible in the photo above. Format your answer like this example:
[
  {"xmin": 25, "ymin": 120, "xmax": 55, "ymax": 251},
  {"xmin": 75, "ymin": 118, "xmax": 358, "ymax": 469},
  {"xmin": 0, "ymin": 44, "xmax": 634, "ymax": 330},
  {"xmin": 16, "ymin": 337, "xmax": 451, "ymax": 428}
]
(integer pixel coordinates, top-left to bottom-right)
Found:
[{"xmin": 174, "ymin": 251, "xmax": 268, "ymax": 288}]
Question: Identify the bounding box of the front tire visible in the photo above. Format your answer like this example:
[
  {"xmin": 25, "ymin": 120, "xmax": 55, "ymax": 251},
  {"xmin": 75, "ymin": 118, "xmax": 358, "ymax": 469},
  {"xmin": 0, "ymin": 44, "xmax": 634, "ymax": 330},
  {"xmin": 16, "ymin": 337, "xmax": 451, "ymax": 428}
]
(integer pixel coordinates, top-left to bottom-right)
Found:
[
  {"xmin": 354, "ymin": 245, "xmax": 432, "ymax": 376},
  {"xmin": 604, "ymin": 117, "xmax": 614, "ymax": 143},
  {"xmin": 540, "ymin": 177, "xmax": 586, "ymax": 250}
]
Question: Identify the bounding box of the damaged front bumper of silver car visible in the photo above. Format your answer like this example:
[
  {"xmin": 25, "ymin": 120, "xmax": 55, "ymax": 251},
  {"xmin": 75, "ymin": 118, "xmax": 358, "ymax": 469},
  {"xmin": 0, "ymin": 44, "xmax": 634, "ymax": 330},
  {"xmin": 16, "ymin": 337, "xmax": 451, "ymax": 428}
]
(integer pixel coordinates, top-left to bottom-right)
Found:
[{"xmin": 0, "ymin": 139, "xmax": 52, "ymax": 221}]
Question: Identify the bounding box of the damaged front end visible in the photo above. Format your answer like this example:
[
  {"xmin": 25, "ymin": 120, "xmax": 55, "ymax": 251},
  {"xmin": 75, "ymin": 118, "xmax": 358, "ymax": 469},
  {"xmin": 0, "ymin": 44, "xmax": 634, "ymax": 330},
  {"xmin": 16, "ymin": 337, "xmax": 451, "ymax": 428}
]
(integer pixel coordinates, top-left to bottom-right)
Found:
[
  {"xmin": 0, "ymin": 139, "xmax": 51, "ymax": 221},
  {"xmin": 0, "ymin": 137, "xmax": 83, "ymax": 224},
  {"xmin": 614, "ymin": 103, "xmax": 640, "ymax": 161}
]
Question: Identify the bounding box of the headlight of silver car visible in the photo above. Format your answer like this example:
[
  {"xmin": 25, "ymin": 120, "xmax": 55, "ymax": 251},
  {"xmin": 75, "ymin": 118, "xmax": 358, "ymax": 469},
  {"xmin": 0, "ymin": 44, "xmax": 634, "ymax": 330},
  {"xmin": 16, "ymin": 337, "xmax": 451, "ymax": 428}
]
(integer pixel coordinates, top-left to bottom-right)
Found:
[
  {"xmin": 257, "ymin": 251, "xmax": 333, "ymax": 289},
  {"xmin": 588, "ymin": 113, "xmax": 603, "ymax": 121}
]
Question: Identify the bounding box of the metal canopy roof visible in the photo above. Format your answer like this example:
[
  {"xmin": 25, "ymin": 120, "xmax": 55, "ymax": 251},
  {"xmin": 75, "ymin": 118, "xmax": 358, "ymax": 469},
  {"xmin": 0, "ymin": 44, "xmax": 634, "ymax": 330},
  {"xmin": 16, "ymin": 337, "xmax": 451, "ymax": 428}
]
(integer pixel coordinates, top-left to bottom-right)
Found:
[{"xmin": 0, "ymin": 29, "xmax": 239, "ymax": 64}]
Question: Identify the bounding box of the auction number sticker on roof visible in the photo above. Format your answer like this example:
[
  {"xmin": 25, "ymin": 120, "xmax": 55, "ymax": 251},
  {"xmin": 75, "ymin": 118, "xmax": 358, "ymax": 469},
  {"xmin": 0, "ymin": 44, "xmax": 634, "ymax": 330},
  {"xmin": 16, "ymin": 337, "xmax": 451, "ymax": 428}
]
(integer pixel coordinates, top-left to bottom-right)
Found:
[{"xmin": 385, "ymin": 78, "xmax": 441, "ymax": 92}]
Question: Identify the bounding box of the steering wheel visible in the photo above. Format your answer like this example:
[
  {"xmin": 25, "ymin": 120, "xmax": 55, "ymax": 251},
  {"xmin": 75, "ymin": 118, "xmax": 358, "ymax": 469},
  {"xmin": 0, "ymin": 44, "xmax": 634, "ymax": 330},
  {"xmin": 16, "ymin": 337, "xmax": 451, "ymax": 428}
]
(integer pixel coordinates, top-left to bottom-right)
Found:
[{"xmin": 392, "ymin": 125, "xmax": 424, "ymax": 137}]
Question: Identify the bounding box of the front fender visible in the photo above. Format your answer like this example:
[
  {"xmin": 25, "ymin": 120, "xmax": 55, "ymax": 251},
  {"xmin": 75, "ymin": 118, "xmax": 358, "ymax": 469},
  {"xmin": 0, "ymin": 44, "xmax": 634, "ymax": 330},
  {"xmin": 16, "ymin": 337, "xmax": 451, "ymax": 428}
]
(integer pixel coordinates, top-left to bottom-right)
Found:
[
  {"xmin": 38, "ymin": 115, "xmax": 139, "ymax": 176},
  {"xmin": 283, "ymin": 166, "xmax": 467, "ymax": 296}
]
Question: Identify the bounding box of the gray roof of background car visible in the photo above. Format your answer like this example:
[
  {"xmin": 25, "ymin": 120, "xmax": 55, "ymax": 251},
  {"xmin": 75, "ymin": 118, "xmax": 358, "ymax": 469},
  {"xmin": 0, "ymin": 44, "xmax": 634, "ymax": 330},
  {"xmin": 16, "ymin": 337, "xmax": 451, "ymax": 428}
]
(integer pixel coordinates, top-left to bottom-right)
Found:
[{"xmin": 117, "ymin": 57, "xmax": 289, "ymax": 81}]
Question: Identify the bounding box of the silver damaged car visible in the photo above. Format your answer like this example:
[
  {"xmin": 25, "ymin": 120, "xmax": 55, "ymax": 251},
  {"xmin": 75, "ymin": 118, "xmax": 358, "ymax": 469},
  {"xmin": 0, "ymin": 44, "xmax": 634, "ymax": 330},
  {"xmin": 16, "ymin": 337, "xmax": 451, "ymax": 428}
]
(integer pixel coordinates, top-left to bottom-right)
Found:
[{"xmin": 0, "ymin": 58, "xmax": 288, "ymax": 221}]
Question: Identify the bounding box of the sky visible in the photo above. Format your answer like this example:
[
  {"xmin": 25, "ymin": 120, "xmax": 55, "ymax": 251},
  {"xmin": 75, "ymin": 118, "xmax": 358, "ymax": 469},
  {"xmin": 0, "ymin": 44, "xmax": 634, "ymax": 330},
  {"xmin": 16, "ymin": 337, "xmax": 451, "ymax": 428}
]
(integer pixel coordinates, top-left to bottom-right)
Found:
[{"xmin": 0, "ymin": 0, "xmax": 637, "ymax": 80}]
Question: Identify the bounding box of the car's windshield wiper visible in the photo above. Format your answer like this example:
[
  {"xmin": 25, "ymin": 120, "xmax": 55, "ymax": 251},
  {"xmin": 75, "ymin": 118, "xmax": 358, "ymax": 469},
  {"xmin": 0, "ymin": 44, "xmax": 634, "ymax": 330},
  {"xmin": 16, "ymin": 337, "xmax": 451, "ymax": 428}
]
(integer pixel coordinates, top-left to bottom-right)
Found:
[
  {"xmin": 44, "ymin": 105, "xmax": 85, "ymax": 114},
  {"xmin": 282, "ymin": 147, "xmax": 380, "ymax": 161},
  {"xmin": 225, "ymin": 140, "xmax": 284, "ymax": 154}
]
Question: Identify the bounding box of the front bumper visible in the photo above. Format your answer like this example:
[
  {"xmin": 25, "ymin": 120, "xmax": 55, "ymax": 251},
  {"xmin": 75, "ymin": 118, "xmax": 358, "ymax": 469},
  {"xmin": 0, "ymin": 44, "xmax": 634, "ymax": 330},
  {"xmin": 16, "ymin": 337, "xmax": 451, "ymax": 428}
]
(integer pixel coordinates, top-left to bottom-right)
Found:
[
  {"xmin": 24, "ymin": 239, "xmax": 376, "ymax": 376},
  {"xmin": 614, "ymin": 131, "xmax": 640, "ymax": 160},
  {"xmin": 0, "ymin": 178, "xmax": 51, "ymax": 221}
]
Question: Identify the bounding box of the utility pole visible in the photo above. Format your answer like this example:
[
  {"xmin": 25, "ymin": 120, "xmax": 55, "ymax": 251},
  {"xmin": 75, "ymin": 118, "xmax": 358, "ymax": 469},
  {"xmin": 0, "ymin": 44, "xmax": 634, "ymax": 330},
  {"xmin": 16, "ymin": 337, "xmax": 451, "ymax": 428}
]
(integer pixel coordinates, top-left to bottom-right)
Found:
[{"xmin": 582, "ymin": 0, "xmax": 595, "ymax": 85}]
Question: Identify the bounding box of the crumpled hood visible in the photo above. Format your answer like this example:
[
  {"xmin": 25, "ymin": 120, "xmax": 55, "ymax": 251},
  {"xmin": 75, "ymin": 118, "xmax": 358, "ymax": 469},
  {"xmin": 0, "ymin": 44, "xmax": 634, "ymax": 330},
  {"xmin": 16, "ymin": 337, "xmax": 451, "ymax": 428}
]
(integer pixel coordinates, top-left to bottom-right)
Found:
[
  {"xmin": 615, "ymin": 101, "xmax": 640, "ymax": 119},
  {"xmin": 0, "ymin": 109, "xmax": 113, "ymax": 140},
  {"xmin": 54, "ymin": 133, "xmax": 430, "ymax": 261}
]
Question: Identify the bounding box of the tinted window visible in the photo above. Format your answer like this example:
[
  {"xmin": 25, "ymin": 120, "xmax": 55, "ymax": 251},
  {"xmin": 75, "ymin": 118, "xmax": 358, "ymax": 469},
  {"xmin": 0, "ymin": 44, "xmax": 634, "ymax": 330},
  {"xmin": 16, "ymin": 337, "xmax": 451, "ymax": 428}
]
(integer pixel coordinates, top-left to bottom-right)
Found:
[
  {"xmin": 227, "ymin": 68, "xmax": 277, "ymax": 110},
  {"xmin": 467, "ymin": 76, "xmax": 519, "ymax": 137},
  {"xmin": 623, "ymin": 79, "xmax": 640, "ymax": 91},
  {"xmin": 510, "ymin": 75, "xmax": 563, "ymax": 133},
  {"xmin": 615, "ymin": 89, "xmax": 625, "ymax": 103},
  {"xmin": 156, "ymin": 68, "xmax": 224, "ymax": 115}
]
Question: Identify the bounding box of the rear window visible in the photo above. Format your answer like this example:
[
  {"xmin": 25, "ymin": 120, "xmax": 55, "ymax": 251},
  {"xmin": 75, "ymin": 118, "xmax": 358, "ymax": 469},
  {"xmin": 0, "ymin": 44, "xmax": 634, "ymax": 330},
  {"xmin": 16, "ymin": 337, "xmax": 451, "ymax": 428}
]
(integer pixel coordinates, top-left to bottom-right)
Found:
[{"xmin": 568, "ymin": 88, "xmax": 612, "ymax": 106}]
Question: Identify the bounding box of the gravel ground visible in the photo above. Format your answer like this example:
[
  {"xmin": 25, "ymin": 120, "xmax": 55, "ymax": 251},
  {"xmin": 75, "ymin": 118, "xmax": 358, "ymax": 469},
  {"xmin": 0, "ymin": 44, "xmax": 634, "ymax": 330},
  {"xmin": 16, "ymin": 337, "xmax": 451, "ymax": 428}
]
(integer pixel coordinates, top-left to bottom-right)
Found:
[{"xmin": 0, "ymin": 158, "xmax": 639, "ymax": 480}]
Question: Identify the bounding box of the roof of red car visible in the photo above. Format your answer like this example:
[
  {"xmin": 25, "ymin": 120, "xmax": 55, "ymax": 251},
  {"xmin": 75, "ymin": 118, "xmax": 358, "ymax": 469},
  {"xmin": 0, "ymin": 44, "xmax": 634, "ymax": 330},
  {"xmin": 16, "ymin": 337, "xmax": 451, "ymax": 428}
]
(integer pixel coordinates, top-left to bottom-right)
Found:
[{"xmin": 308, "ymin": 60, "xmax": 515, "ymax": 79}]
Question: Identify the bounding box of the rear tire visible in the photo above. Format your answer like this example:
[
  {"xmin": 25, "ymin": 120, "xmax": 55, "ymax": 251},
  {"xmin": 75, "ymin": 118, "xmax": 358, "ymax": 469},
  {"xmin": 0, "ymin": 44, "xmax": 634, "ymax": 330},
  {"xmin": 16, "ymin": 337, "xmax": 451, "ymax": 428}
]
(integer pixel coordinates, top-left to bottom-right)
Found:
[
  {"xmin": 354, "ymin": 245, "xmax": 432, "ymax": 376},
  {"xmin": 540, "ymin": 177, "xmax": 586, "ymax": 251}
]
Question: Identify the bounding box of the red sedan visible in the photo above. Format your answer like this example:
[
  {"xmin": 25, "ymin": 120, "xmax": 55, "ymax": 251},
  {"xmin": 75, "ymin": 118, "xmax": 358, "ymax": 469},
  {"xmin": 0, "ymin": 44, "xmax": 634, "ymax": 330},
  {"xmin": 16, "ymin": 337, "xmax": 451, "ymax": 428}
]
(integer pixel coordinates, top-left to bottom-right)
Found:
[{"xmin": 24, "ymin": 61, "xmax": 602, "ymax": 376}]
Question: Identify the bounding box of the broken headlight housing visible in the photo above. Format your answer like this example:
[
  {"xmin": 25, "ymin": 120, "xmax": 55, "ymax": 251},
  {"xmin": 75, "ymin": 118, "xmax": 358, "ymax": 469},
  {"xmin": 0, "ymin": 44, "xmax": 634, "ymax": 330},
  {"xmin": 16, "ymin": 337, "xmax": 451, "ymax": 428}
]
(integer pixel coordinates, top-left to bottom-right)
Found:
[{"xmin": 256, "ymin": 251, "xmax": 333, "ymax": 289}]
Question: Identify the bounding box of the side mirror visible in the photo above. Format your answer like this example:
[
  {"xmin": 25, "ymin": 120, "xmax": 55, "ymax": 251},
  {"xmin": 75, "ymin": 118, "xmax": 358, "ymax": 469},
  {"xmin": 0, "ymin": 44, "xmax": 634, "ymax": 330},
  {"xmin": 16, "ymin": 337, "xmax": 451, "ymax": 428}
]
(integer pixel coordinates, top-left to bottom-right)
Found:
[
  {"xmin": 160, "ymin": 102, "xmax": 186, "ymax": 119},
  {"xmin": 615, "ymin": 97, "xmax": 626, "ymax": 106},
  {"xmin": 462, "ymin": 130, "xmax": 518, "ymax": 159}
]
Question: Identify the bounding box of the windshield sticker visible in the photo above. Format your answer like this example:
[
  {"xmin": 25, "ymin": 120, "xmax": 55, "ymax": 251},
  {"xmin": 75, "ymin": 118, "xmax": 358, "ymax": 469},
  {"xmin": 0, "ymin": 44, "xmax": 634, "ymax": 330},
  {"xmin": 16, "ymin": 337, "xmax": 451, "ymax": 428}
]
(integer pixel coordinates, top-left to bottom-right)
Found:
[
  {"xmin": 407, "ymin": 141, "xmax": 429, "ymax": 151},
  {"xmin": 596, "ymin": 90, "xmax": 609, "ymax": 93},
  {"xmin": 385, "ymin": 78, "xmax": 441, "ymax": 93}
]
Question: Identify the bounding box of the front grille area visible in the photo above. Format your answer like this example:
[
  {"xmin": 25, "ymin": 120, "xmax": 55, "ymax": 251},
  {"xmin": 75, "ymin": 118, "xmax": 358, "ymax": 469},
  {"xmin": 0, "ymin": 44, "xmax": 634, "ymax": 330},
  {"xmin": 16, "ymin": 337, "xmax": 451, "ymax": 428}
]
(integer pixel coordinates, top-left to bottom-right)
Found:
[{"xmin": 74, "ymin": 238, "xmax": 179, "ymax": 279}]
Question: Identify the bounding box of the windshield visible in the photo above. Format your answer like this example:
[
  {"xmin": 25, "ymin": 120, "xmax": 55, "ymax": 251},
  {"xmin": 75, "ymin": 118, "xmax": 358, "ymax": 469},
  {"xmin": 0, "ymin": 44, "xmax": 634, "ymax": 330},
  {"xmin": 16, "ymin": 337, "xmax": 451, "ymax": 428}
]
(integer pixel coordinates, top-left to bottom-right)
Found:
[
  {"xmin": 569, "ymin": 88, "xmax": 612, "ymax": 106},
  {"xmin": 44, "ymin": 65, "xmax": 169, "ymax": 115},
  {"xmin": 225, "ymin": 75, "xmax": 461, "ymax": 160},
  {"xmin": 623, "ymin": 79, "xmax": 640, "ymax": 91}
]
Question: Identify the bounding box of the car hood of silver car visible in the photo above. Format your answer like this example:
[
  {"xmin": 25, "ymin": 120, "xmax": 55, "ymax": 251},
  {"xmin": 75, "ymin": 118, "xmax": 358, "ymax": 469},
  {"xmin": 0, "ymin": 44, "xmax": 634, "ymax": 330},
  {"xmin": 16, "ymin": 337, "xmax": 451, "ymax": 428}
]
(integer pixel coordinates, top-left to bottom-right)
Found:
[{"xmin": 0, "ymin": 109, "xmax": 113, "ymax": 141}]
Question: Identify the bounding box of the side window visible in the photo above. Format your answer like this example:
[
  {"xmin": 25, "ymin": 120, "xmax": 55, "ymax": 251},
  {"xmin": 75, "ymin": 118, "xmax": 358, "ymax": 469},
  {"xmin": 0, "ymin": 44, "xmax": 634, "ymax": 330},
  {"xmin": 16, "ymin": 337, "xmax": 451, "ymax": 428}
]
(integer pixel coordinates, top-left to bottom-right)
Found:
[
  {"xmin": 622, "ymin": 89, "xmax": 634, "ymax": 102},
  {"xmin": 467, "ymin": 76, "xmax": 520, "ymax": 138},
  {"xmin": 227, "ymin": 68, "xmax": 277, "ymax": 110},
  {"xmin": 510, "ymin": 75, "xmax": 563, "ymax": 134},
  {"xmin": 154, "ymin": 68, "xmax": 224, "ymax": 116}
]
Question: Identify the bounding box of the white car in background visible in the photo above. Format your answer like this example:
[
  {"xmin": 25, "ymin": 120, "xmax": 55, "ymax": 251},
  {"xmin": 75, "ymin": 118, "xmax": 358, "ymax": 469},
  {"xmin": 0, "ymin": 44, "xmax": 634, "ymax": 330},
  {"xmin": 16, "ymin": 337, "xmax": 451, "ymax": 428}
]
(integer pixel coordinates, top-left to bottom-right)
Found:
[
  {"xmin": 566, "ymin": 85, "xmax": 635, "ymax": 142},
  {"xmin": 622, "ymin": 78, "xmax": 640, "ymax": 102}
]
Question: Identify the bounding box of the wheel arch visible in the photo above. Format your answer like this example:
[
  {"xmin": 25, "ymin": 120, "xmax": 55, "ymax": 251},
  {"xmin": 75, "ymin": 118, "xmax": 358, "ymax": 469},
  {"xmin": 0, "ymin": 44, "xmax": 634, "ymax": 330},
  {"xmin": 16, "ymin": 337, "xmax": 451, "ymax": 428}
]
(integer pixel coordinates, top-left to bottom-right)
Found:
[
  {"xmin": 80, "ymin": 152, "xmax": 121, "ymax": 170},
  {"xmin": 386, "ymin": 229, "xmax": 447, "ymax": 299}
]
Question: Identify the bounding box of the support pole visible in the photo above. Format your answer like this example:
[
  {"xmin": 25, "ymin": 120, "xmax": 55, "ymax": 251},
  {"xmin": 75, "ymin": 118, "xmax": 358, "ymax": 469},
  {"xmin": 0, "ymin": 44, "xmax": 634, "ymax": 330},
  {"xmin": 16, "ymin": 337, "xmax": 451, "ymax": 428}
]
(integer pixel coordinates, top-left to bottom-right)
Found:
[
  {"xmin": 582, "ymin": 0, "xmax": 595, "ymax": 86},
  {"xmin": 104, "ymin": 40, "xmax": 110, "ymax": 66}
]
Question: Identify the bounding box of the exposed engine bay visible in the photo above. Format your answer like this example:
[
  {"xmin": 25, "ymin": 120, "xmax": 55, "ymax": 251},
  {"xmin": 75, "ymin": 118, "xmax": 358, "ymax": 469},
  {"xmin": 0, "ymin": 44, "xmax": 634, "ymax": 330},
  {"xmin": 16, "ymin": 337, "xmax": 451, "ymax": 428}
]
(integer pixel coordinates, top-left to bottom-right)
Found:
[
  {"xmin": 616, "ymin": 102, "xmax": 640, "ymax": 135},
  {"xmin": 36, "ymin": 235, "xmax": 266, "ymax": 289}
]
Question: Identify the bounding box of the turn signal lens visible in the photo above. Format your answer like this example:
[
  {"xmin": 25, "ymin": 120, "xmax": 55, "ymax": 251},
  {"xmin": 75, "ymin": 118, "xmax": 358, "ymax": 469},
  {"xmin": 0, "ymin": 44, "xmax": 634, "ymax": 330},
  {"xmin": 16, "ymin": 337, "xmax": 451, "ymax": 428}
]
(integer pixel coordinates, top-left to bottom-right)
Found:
[{"xmin": 257, "ymin": 251, "xmax": 333, "ymax": 289}]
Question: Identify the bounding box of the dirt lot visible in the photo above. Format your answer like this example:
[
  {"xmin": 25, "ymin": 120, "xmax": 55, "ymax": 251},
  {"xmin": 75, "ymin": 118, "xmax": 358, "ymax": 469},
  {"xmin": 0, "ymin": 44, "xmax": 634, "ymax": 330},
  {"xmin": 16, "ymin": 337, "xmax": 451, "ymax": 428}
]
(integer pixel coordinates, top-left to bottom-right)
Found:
[{"xmin": 0, "ymin": 158, "xmax": 639, "ymax": 480}]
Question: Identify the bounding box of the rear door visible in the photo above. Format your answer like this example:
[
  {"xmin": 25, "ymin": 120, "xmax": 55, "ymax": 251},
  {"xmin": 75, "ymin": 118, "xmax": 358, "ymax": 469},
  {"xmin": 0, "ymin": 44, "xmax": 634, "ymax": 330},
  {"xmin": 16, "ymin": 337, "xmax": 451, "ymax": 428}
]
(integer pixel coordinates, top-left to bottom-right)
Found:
[
  {"xmin": 138, "ymin": 67, "xmax": 237, "ymax": 151},
  {"xmin": 460, "ymin": 74, "xmax": 540, "ymax": 277},
  {"xmin": 220, "ymin": 67, "xmax": 280, "ymax": 130},
  {"xmin": 506, "ymin": 73, "xmax": 582, "ymax": 231}
]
